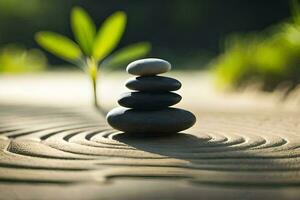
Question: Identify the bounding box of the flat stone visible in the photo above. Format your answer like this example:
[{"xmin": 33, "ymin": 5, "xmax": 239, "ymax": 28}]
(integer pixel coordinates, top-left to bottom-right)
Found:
[
  {"xmin": 106, "ymin": 107, "xmax": 196, "ymax": 134},
  {"xmin": 125, "ymin": 76, "xmax": 181, "ymax": 91},
  {"xmin": 126, "ymin": 58, "xmax": 171, "ymax": 76},
  {"xmin": 118, "ymin": 92, "xmax": 181, "ymax": 110}
]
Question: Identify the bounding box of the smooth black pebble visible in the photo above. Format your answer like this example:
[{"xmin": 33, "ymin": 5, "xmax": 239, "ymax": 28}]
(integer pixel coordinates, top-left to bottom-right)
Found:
[
  {"xmin": 125, "ymin": 76, "xmax": 181, "ymax": 92},
  {"xmin": 118, "ymin": 92, "xmax": 181, "ymax": 110},
  {"xmin": 106, "ymin": 107, "xmax": 196, "ymax": 134}
]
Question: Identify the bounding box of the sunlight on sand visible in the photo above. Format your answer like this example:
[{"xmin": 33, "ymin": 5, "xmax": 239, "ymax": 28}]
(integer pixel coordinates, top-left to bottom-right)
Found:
[{"xmin": 0, "ymin": 71, "xmax": 299, "ymax": 112}]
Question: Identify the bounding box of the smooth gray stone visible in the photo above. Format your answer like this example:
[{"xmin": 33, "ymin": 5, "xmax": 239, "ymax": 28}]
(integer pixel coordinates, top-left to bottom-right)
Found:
[
  {"xmin": 125, "ymin": 76, "xmax": 181, "ymax": 91},
  {"xmin": 106, "ymin": 107, "xmax": 196, "ymax": 134},
  {"xmin": 126, "ymin": 58, "xmax": 171, "ymax": 76},
  {"xmin": 118, "ymin": 92, "xmax": 181, "ymax": 110}
]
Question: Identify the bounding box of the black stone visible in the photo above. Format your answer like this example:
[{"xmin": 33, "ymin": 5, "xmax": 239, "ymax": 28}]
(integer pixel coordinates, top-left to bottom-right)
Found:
[
  {"xmin": 106, "ymin": 107, "xmax": 196, "ymax": 134},
  {"xmin": 118, "ymin": 92, "xmax": 181, "ymax": 110},
  {"xmin": 125, "ymin": 76, "xmax": 181, "ymax": 92}
]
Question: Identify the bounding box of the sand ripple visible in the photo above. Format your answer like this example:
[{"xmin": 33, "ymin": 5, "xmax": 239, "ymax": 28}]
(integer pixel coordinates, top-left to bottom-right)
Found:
[{"xmin": 1, "ymin": 105, "xmax": 300, "ymax": 186}]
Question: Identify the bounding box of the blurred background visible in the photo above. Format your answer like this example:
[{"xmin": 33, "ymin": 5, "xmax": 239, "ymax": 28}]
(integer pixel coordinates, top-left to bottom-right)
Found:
[
  {"xmin": 1, "ymin": 0, "xmax": 300, "ymax": 111},
  {"xmin": 0, "ymin": 0, "xmax": 291, "ymax": 68}
]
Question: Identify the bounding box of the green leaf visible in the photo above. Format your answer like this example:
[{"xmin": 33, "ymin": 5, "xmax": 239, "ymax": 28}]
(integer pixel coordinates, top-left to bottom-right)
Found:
[
  {"xmin": 93, "ymin": 11, "xmax": 126, "ymax": 62},
  {"xmin": 71, "ymin": 6, "xmax": 96, "ymax": 55},
  {"xmin": 35, "ymin": 31, "xmax": 82, "ymax": 62},
  {"xmin": 102, "ymin": 42, "xmax": 151, "ymax": 68}
]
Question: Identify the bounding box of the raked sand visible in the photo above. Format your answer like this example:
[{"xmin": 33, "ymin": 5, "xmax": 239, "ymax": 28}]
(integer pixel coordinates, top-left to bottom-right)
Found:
[{"xmin": 1, "ymin": 71, "xmax": 300, "ymax": 199}]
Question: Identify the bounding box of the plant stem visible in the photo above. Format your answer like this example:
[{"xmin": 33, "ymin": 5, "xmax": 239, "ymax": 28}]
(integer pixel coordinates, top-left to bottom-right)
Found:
[
  {"xmin": 88, "ymin": 58, "xmax": 107, "ymax": 116},
  {"xmin": 91, "ymin": 73, "xmax": 98, "ymax": 108}
]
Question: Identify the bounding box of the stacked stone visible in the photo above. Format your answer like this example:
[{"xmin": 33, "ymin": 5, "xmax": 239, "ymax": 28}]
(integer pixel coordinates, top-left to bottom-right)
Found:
[{"xmin": 106, "ymin": 58, "xmax": 196, "ymax": 136}]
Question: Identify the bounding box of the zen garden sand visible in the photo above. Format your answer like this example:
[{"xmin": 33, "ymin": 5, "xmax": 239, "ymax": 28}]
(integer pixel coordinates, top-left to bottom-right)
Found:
[{"xmin": 1, "ymin": 59, "xmax": 300, "ymax": 199}]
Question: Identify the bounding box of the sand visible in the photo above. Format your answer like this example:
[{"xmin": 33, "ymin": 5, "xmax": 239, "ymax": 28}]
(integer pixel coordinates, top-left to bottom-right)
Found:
[
  {"xmin": 1, "ymin": 72, "xmax": 300, "ymax": 199},
  {"xmin": 0, "ymin": 104, "xmax": 300, "ymax": 199}
]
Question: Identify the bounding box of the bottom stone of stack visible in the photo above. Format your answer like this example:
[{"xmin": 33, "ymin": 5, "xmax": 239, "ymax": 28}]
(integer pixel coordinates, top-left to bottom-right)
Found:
[{"xmin": 106, "ymin": 107, "xmax": 196, "ymax": 135}]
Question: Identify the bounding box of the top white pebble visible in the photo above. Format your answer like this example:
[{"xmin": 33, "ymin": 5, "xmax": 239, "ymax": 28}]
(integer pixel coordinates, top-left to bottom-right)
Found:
[{"xmin": 126, "ymin": 58, "xmax": 171, "ymax": 76}]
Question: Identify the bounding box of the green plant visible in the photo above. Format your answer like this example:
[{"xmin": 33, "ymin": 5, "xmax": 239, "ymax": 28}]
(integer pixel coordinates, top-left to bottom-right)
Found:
[
  {"xmin": 0, "ymin": 44, "xmax": 47, "ymax": 73},
  {"xmin": 211, "ymin": 0, "xmax": 300, "ymax": 93},
  {"xmin": 35, "ymin": 7, "xmax": 151, "ymax": 114}
]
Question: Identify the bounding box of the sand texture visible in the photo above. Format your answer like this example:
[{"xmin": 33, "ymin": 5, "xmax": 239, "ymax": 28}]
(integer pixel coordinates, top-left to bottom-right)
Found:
[{"xmin": 1, "ymin": 104, "xmax": 300, "ymax": 199}]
